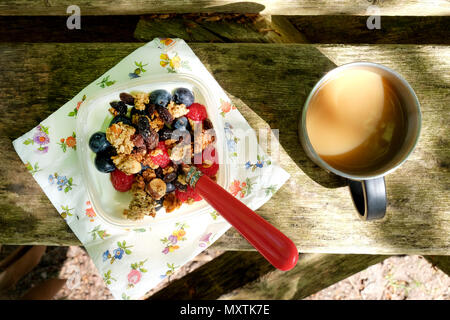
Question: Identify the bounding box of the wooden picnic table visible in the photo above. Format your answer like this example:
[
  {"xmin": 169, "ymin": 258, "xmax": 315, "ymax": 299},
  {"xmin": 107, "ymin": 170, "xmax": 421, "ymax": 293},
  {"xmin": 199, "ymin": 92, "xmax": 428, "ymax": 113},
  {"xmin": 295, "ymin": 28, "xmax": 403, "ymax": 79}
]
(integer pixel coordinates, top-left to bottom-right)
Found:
[{"xmin": 0, "ymin": 1, "xmax": 449, "ymax": 299}]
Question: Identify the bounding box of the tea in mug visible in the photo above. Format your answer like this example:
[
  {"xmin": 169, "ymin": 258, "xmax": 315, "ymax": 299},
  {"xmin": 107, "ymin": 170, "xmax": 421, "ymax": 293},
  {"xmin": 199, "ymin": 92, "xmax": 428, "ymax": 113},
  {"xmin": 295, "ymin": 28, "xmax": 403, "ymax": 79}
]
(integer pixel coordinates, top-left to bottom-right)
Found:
[{"xmin": 306, "ymin": 69, "xmax": 406, "ymax": 174}]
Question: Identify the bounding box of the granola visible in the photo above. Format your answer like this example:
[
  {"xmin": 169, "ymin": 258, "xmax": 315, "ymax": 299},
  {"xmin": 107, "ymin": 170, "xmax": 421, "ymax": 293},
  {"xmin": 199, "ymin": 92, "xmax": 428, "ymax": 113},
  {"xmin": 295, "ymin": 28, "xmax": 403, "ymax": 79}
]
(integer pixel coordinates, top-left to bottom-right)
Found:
[
  {"xmin": 133, "ymin": 92, "xmax": 149, "ymax": 110},
  {"xmin": 106, "ymin": 122, "xmax": 135, "ymax": 155},
  {"xmin": 89, "ymin": 88, "xmax": 219, "ymax": 221}
]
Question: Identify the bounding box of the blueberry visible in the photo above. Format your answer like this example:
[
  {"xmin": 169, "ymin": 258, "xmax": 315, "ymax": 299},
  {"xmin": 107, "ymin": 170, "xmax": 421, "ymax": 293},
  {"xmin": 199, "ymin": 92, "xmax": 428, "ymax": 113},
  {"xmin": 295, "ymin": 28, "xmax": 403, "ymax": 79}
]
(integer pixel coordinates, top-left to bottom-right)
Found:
[
  {"xmin": 149, "ymin": 89, "xmax": 172, "ymax": 108},
  {"xmin": 166, "ymin": 182, "xmax": 175, "ymax": 193},
  {"xmin": 173, "ymin": 88, "xmax": 194, "ymax": 107},
  {"xmin": 174, "ymin": 116, "xmax": 188, "ymax": 130},
  {"xmin": 94, "ymin": 150, "xmax": 116, "ymax": 173},
  {"xmin": 89, "ymin": 132, "xmax": 111, "ymax": 153},
  {"xmin": 110, "ymin": 115, "xmax": 132, "ymax": 127}
]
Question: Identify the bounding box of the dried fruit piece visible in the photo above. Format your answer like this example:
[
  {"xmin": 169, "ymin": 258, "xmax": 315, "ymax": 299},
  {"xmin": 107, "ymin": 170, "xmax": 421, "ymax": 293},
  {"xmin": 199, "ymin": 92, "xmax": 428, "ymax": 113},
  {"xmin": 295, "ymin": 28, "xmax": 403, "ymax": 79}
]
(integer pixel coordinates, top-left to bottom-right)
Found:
[
  {"xmin": 109, "ymin": 101, "xmax": 128, "ymax": 116},
  {"xmin": 111, "ymin": 154, "xmax": 142, "ymax": 175},
  {"xmin": 156, "ymin": 105, "xmax": 174, "ymax": 126},
  {"xmin": 163, "ymin": 172, "xmax": 177, "ymax": 183},
  {"xmin": 137, "ymin": 115, "xmax": 150, "ymax": 133},
  {"xmin": 203, "ymin": 118, "xmax": 213, "ymax": 130},
  {"xmin": 163, "ymin": 192, "xmax": 182, "ymax": 213},
  {"xmin": 110, "ymin": 115, "xmax": 133, "ymax": 127},
  {"xmin": 146, "ymin": 178, "xmax": 166, "ymax": 200},
  {"xmin": 120, "ymin": 92, "xmax": 135, "ymax": 105},
  {"xmin": 110, "ymin": 169, "xmax": 134, "ymax": 192}
]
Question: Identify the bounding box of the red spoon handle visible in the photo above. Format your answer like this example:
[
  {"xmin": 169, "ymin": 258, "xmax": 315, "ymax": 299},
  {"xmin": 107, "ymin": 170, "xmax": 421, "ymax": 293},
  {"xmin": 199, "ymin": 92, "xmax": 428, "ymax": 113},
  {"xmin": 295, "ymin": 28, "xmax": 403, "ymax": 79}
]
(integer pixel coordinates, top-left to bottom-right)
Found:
[{"xmin": 193, "ymin": 174, "xmax": 299, "ymax": 271}]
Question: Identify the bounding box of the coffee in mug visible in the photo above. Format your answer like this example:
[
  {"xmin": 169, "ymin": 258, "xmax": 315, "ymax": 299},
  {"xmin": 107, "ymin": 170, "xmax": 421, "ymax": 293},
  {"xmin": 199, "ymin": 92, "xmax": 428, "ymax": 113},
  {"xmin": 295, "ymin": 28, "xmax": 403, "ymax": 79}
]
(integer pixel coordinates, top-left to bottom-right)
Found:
[
  {"xmin": 299, "ymin": 62, "xmax": 421, "ymax": 220},
  {"xmin": 306, "ymin": 69, "xmax": 407, "ymax": 175}
]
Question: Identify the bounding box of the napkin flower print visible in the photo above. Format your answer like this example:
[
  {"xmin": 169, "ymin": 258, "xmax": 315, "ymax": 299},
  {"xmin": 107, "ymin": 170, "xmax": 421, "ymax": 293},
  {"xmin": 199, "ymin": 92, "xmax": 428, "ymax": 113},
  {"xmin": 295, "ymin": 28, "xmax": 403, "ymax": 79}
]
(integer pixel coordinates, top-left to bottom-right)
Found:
[
  {"xmin": 48, "ymin": 173, "xmax": 75, "ymax": 192},
  {"xmin": 199, "ymin": 232, "xmax": 212, "ymax": 248},
  {"xmin": 90, "ymin": 225, "xmax": 110, "ymax": 240},
  {"xmin": 68, "ymin": 95, "xmax": 86, "ymax": 117},
  {"xmin": 160, "ymin": 263, "xmax": 179, "ymax": 279},
  {"xmin": 127, "ymin": 259, "xmax": 148, "ymax": 288},
  {"xmin": 60, "ymin": 205, "xmax": 74, "ymax": 219},
  {"xmin": 97, "ymin": 75, "xmax": 116, "ymax": 88},
  {"xmin": 24, "ymin": 162, "xmax": 41, "ymax": 175},
  {"xmin": 219, "ymin": 98, "xmax": 236, "ymax": 117},
  {"xmin": 23, "ymin": 125, "xmax": 50, "ymax": 154},
  {"xmin": 224, "ymin": 122, "xmax": 239, "ymax": 157},
  {"xmin": 245, "ymin": 155, "xmax": 271, "ymax": 171},
  {"xmin": 229, "ymin": 178, "xmax": 255, "ymax": 198},
  {"xmin": 129, "ymin": 61, "xmax": 149, "ymax": 79},
  {"xmin": 160, "ymin": 53, "xmax": 190, "ymax": 73},
  {"xmin": 85, "ymin": 201, "xmax": 96, "ymax": 221},
  {"xmin": 58, "ymin": 132, "xmax": 77, "ymax": 152},
  {"xmin": 104, "ymin": 241, "xmax": 133, "ymax": 264},
  {"xmin": 161, "ymin": 222, "xmax": 188, "ymax": 254}
]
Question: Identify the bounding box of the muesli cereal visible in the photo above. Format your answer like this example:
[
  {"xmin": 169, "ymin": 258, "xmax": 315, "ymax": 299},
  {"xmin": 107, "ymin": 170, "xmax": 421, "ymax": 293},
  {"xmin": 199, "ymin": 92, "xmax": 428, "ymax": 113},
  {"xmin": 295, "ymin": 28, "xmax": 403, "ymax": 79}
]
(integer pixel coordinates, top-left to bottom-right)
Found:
[{"xmin": 88, "ymin": 88, "xmax": 219, "ymax": 220}]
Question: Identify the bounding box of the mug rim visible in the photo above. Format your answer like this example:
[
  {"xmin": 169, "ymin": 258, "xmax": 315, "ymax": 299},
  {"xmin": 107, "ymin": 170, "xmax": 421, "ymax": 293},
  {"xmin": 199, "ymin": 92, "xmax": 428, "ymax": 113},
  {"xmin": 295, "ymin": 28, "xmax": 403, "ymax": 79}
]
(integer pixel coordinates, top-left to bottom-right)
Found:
[{"xmin": 300, "ymin": 61, "xmax": 422, "ymax": 180}]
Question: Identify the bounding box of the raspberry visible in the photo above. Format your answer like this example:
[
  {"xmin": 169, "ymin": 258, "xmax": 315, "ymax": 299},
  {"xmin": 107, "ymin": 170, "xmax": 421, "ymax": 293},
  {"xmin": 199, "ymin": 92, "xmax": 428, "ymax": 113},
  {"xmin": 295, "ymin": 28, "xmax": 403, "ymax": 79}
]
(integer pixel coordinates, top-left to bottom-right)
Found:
[
  {"xmin": 196, "ymin": 147, "xmax": 219, "ymax": 177},
  {"xmin": 110, "ymin": 169, "xmax": 135, "ymax": 192},
  {"xmin": 196, "ymin": 162, "xmax": 219, "ymax": 177},
  {"xmin": 186, "ymin": 103, "xmax": 207, "ymax": 122},
  {"xmin": 175, "ymin": 186, "xmax": 202, "ymax": 203},
  {"xmin": 150, "ymin": 141, "xmax": 171, "ymax": 168}
]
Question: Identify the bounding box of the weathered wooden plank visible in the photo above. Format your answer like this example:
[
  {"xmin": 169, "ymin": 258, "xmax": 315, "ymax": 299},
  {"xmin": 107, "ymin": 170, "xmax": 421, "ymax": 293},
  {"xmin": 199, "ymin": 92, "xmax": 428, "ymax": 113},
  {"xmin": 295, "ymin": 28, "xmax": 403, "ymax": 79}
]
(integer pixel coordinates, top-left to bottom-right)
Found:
[
  {"xmin": 148, "ymin": 250, "xmax": 389, "ymax": 299},
  {"xmin": 0, "ymin": 15, "xmax": 448, "ymax": 44},
  {"xmin": 288, "ymin": 16, "xmax": 450, "ymax": 44},
  {"xmin": 135, "ymin": 14, "xmax": 307, "ymax": 43},
  {"xmin": 218, "ymin": 253, "xmax": 390, "ymax": 300},
  {"xmin": 149, "ymin": 251, "xmax": 275, "ymax": 299},
  {"xmin": 0, "ymin": 0, "xmax": 449, "ymax": 16},
  {"xmin": 0, "ymin": 43, "xmax": 448, "ymax": 255}
]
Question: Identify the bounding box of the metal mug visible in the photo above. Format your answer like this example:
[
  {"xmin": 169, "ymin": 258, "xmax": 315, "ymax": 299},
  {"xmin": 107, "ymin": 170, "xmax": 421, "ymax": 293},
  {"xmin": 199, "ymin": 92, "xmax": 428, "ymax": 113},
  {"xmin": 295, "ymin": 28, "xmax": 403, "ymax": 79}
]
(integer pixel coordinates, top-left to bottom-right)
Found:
[{"xmin": 299, "ymin": 62, "xmax": 422, "ymax": 220}]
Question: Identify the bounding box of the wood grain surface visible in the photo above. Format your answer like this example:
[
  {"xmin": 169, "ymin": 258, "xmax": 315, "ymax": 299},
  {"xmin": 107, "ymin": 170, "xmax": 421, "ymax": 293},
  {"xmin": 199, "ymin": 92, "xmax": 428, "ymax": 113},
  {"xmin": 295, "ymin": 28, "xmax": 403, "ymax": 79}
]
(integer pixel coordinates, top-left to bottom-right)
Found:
[
  {"xmin": 0, "ymin": 0, "xmax": 449, "ymax": 16},
  {"xmin": 148, "ymin": 251, "xmax": 389, "ymax": 299},
  {"xmin": 0, "ymin": 43, "xmax": 448, "ymax": 255}
]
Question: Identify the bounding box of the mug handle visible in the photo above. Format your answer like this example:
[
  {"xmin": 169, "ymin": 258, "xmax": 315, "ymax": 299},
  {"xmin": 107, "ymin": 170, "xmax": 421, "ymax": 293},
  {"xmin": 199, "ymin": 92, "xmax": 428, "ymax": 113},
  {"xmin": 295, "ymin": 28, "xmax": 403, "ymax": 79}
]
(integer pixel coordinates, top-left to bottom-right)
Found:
[{"xmin": 348, "ymin": 178, "xmax": 386, "ymax": 220}]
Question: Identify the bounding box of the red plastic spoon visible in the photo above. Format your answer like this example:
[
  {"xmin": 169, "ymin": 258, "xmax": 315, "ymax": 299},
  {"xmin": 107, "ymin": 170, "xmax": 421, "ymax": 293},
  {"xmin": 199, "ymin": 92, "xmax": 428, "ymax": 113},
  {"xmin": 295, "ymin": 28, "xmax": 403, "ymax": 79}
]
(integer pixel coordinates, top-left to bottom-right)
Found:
[{"xmin": 186, "ymin": 167, "xmax": 299, "ymax": 271}]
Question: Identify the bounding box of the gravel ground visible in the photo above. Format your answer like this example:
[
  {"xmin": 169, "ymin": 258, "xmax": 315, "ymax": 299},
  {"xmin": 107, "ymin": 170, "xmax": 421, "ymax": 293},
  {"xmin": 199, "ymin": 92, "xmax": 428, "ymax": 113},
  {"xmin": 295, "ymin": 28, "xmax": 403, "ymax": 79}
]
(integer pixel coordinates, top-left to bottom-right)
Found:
[{"xmin": 0, "ymin": 245, "xmax": 448, "ymax": 300}]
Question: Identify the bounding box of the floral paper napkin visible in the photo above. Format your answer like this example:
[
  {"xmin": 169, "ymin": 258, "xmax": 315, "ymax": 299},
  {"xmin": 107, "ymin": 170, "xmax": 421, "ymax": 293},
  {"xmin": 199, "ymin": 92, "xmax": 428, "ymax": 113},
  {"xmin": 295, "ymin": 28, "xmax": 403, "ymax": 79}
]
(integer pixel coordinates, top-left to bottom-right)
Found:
[{"xmin": 12, "ymin": 38, "xmax": 290, "ymax": 300}]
